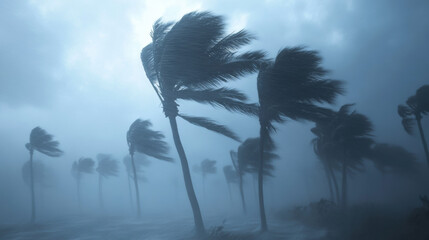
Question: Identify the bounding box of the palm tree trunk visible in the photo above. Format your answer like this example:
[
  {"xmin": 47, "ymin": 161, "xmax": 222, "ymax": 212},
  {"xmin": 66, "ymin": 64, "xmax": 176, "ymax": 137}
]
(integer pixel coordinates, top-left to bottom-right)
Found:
[
  {"xmin": 127, "ymin": 175, "xmax": 133, "ymax": 209},
  {"xmin": 416, "ymin": 118, "xmax": 429, "ymax": 167},
  {"xmin": 341, "ymin": 159, "xmax": 347, "ymax": 210},
  {"xmin": 77, "ymin": 177, "xmax": 81, "ymax": 212},
  {"xmin": 239, "ymin": 173, "xmax": 247, "ymax": 214},
  {"xmin": 131, "ymin": 154, "xmax": 141, "ymax": 218},
  {"xmin": 168, "ymin": 116, "xmax": 205, "ymax": 235},
  {"xmin": 259, "ymin": 127, "xmax": 268, "ymax": 232},
  {"xmin": 98, "ymin": 174, "xmax": 104, "ymax": 211},
  {"xmin": 328, "ymin": 164, "xmax": 340, "ymax": 204},
  {"xmin": 29, "ymin": 150, "xmax": 36, "ymax": 223},
  {"xmin": 322, "ymin": 162, "xmax": 334, "ymax": 202}
]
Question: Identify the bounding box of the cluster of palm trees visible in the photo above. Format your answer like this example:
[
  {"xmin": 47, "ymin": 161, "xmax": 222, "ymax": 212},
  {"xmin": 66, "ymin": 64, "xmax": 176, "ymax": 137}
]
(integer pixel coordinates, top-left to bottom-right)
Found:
[
  {"xmin": 21, "ymin": 10, "xmax": 428, "ymax": 237},
  {"xmin": 139, "ymin": 11, "xmax": 428, "ymax": 235}
]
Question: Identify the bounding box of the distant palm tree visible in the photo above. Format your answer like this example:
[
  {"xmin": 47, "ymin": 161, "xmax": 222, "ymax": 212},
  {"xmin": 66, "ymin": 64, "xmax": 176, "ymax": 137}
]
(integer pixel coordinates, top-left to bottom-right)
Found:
[
  {"xmin": 194, "ymin": 159, "xmax": 217, "ymax": 198},
  {"xmin": 96, "ymin": 154, "xmax": 118, "ymax": 210},
  {"xmin": 25, "ymin": 127, "xmax": 63, "ymax": 223},
  {"xmin": 126, "ymin": 119, "xmax": 172, "ymax": 217},
  {"xmin": 256, "ymin": 47, "xmax": 344, "ymax": 230},
  {"xmin": 223, "ymin": 165, "xmax": 238, "ymax": 203},
  {"xmin": 398, "ymin": 85, "xmax": 429, "ymax": 167},
  {"xmin": 312, "ymin": 104, "xmax": 373, "ymax": 210},
  {"xmin": 140, "ymin": 11, "xmax": 264, "ymax": 234},
  {"xmin": 369, "ymin": 143, "xmax": 419, "ymax": 176},
  {"xmin": 71, "ymin": 157, "xmax": 95, "ymax": 211}
]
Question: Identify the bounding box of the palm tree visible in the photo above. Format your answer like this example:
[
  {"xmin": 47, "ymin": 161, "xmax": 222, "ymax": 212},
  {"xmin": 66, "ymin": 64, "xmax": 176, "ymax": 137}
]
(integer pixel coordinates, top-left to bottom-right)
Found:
[
  {"xmin": 398, "ymin": 85, "xmax": 429, "ymax": 167},
  {"xmin": 126, "ymin": 119, "xmax": 172, "ymax": 217},
  {"xmin": 369, "ymin": 143, "xmax": 419, "ymax": 176},
  {"xmin": 223, "ymin": 165, "xmax": 238, "ymax": 203},
  {"xmin": 25, "ymin": 127, "xmax": 63, "ymax": 222},
  {"xmin": 312, "ymin": 104, "xmax": 373, "ymax": 210},
  {"xmin": 140, "ymin": 11, "xmax": 264, "ymax": 234},
  {"xmin": 256, "ymin": 47, "xmax": 344, "ymax": 231},
  {"xmin": 194, "ymin": 159, "xmax": 217, "ymax": 198},
  {"xmin": 71, "ymin": 157, "xmax": 95, "ymax": 211},
  {"xmin": 96, "ymin": 154, "xmax": 118, "ymax": 210}
]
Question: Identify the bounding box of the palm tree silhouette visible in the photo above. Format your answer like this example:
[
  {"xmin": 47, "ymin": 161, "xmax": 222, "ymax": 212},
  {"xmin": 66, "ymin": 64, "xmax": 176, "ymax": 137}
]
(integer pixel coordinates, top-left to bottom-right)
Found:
[
  {"xmin": 194, "ymin": 159, "xmax": 217, "ymax": 198},
  {"xmin": 398, "ymin": 85, "xmax": 429, "ymax": 167},
  {"xmin": 127, "ymin": 119, "xmax": 172, "ymax": 217},
  {"xmin": 25, "ymin": 127, "xmax": 63, "ymax": 223},
  {"xmin": 140, "ymin": 11, "xmax": 264, "ymax": 234},
  {"xmin": 256, "ymin": 47, "xmax": 344, "ymax": 230},
  {"xmin": 71, "ymin": 157, "xmax": 95, "ymax": 211},
  {"xmin": 223, "ymin": 165, "xmax": 238, "ymax": 203},
  {"xmin": 312, "ymin": 104, "xmax": 373, "ymax": 210},
  {"xmin": 96, "ymin": 154, "xmax": 118, "ymax": 210}
]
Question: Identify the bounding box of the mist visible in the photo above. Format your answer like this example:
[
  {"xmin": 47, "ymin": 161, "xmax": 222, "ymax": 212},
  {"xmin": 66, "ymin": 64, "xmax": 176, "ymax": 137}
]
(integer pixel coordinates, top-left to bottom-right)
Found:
[{"xmin": 1, "ymin": 0, "xmax": 429, "ymax": 239}]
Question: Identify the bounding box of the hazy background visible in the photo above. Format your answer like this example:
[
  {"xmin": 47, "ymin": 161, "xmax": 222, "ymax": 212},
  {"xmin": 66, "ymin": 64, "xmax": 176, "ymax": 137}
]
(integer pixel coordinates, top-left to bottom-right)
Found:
[{"xmin": 1, "ymin": 0, "xmax": 429, "ymax": 224}]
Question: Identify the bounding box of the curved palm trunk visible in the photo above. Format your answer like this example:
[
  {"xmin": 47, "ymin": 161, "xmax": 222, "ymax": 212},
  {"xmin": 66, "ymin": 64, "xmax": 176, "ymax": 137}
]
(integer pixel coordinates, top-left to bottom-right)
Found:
[
  {"xmin": 98, "ymin": 174, "xmax": 104, "ymax": 211},
  {"xmin": 328, "ymin": 164, "xmax": 340, "ymax": 204},
  {"xmin": 239, "ymin": 173, "xmax": 247, "ymax": 214},
  {"xmin": 259, "ymin": 128, "xmax": 268, "ymax": 232},
  {"xmin": 322, "ymin": 162, "xmax": 334, "ymax": 202},
  {"xmin": 341, "ymin": 159, "xmax": 348, "ymax": 210},
  {"xmin": 130, "ymin": 154, "xmax": 141, "ymax": 218},
  {"xmin": 416, "ymin": 118, "xmax": 429, "ymax": 167},
  {"xmin": 29, "ymin": 150, "xmax": 36, "ymax": 223},
  {"xmin": 168, "ymin": 116, "xmax": 205, "ymax": 235}
]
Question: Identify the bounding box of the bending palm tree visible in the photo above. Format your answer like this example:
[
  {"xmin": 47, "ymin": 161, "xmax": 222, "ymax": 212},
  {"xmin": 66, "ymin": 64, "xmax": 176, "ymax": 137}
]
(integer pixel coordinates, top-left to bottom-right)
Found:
[
  {"xmin": 127, "ymin": 119, "xmax": 172, "ymax": 217},
  {"xmin": 96, "ymin": 154, "xmax": 118, "ymax": 210},
  {"xmin": 25, "ymin": 127, "xmax": 63, "ymax": 222},
  {"xmin": 140, "ymin": 12, "xmax": 264, "ymax": 234},
  {"xmin": 71, "ymin": 157, "xmax": 95, "ymax": 211},
  {"xmin": 223, "ymin": 165, "xmax": 238, "ymax": 203},
  {"xmin": 398, "ymin": 85, "xmax": 429, "ymax": 167},
  {"xmin": 257, "ymin": 47, "xmax": 344, "ymax": 231},
  {"xmin": 194, "ymin": 159, "xmax": 217, "ymax": 198}
]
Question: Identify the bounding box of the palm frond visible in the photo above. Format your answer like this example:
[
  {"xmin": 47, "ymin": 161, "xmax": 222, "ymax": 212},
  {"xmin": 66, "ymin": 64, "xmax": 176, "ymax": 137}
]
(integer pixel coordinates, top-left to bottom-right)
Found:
[
  {"xmin": 237, "ymin": 137, "xmax": 277, "ymax": 177},
  {"xmin": 127, "ymin": 119, "xmax": 172, "ymax": 161},
  {"xmin": 28, "ymin": 127, "xmax": 63, "ymax": 157},
  {"xmin": 401, "ymin": 117, "xmax": 415, "ymax": 135},
  {"xmin": 177, "ymin": 88, "xmax": 259, "ymax": 115},
  {"xmin": 201, "ymin": 159, "xmax": 217, "ymax": 174},
  {"xmin": 369, "ymin": 143, "xmax": 418, "ymax": 175},
  {"xmin": 179, "ymin": 114, "xmax": 240, "ymax": 142}
]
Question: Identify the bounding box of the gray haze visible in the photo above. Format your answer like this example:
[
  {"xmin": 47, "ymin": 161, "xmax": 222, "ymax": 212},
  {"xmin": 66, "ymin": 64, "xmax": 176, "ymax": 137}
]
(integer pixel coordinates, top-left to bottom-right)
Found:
[{"xmin": 1, "ymin": 0, "xmax": 428, "ymax": 229}]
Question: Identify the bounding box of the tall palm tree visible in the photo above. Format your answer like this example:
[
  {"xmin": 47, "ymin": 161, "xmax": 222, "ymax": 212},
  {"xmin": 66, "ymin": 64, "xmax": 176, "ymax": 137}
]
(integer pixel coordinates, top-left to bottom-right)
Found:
[
  {"xmin": 194, "ymin": 159, "xmax": 217, "ymax": 198},
  {"xmin": 256, "ymin": 47, "xmax": 344, "ymax": 231},
  {"xmin": 96, "ymin": 154, "xmax": 118, "ymax": 210},
  {"xmin": 25, "ymin": 127, "xmax": 63, "ymax": 223},
  {"xmin": 71, "ymin": 157, "xmax": 95, "ymax": 211},
  {"xmin": 126, "ymin": 119, "xmax": 172, "ymax": 217},
  {"xmin": 398, "ymin": 85, "xmax": 429, "ymax": 167},
  {"xmin": 223, "ymin": 165, "xmax": 238, "ymax": 203},
  {"xmin": 140, "ymin": 11, "xmax": 264, "ymax": 234}
]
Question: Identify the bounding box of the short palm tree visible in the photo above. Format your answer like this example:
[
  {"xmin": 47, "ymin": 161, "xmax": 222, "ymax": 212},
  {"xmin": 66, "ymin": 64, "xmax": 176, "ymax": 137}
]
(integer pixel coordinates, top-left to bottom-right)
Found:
[
  {"xmin": 312, "ymin": 104, "xmax": 373, "ymax": 210},
  {"xmin": 71, "ymin": 157, "xmax": 95, "ymax": 210},
  {"xmin": 398, "ymin": 85, "xmax": 429, "ymax": 167},
  {"xmin": 256, "ymin": 47, "xmax": 344, "ymax": 231},
  {"xmin": 127, "ymin": 119, "xmax": 172, "ymax": 217},
  {"xmin": 194, "ymin": 159, "xmax": 217, "ymax": 198},
  {"xmin": 223, "ymin": 165, "xmax": 238, "ymax": 203},
  {"xmin": 96, "ymin": 154, "xmax": 118, "ymax": 210},
  {"xmin": 140, "ymin": 12, "xmax": 264, "ymax": 234},
  {"xmin": 25, "ymin": 127, "xmax": 63, "ymax": 222}
]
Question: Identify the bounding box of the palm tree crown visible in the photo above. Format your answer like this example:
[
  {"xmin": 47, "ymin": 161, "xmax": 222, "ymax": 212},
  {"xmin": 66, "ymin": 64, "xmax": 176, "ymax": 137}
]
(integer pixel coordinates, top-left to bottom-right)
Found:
[
  {"xmin": 238, "ymin": 137, "xmax": 278, "ymax": 177},
  {"xmin": 127, "ymin": 119, "xmax": 172, "ymax": 161},
  {"xmin": 71, "ymin": 157, "xmax": 95, "ymax": 179},
  {"xmin": 141, "ymin": 11, "xmax": 265, "ymax": 140},
  {"xmin": 26, "ymin": 127, "xmax": 63, "ymax": 157},
  {"xmin": 96, "ymin": 154, "xmax": 118, "ymax": 178},
  {"xmin": 398, "ymin": 85, "xmax": 429, "ymax": 134}
]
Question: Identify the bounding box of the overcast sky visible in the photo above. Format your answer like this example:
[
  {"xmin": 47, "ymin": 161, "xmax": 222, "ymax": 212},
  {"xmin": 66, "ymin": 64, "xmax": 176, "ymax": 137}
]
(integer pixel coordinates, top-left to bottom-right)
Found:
[{"xmin": 1, "ymin": 0, "xmax": 429, "ymax": 222}]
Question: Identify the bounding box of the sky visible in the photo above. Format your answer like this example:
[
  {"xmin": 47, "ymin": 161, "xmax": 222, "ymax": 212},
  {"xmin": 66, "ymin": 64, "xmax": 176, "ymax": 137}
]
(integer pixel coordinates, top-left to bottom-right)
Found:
[{"xmin": 1, "ymin": 0, "xmax": 429, "ymax": 223}]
